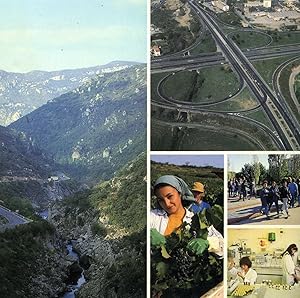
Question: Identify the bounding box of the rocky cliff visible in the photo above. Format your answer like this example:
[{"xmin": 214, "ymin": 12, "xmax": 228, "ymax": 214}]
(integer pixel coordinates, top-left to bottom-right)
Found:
[
  {"xmin": 0, "ymin": 220, "xmax": 70, "ymax": 298},
  {"xmin": 50, "ymin": 153, "xmax": 146, "ymax": 297},
  {"xmin": 10, "ymin": 65, "xmax": 146, "ymax": 184},
  {"xmin": 0, "ymin": 61, "xmax": 139, "ymax": 126}
]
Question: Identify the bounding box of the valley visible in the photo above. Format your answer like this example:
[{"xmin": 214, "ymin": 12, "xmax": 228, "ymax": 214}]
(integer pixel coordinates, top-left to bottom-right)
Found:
[{"xmin": 0, "ymin": 63, "xmax": 146, "ymax": 298}]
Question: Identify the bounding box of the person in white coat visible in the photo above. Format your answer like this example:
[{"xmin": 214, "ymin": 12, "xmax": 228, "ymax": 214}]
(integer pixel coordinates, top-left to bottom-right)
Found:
[
  {"xmin": 237, "ymin": 256, "xmax": 257, "ymax": 285},
  {"xmin": 282, "ymin": 244, "xmax": 300, "ymax": 285}
]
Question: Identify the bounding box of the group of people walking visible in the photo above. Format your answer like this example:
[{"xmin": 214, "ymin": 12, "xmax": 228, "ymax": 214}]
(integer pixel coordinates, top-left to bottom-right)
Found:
[
  {"xmin": 229, "ymin": 176, "xmax": 300, "ymax": 220},
  {"xmin": 228, "ymin": 177, "xmax": 256, "ymax": 201},
  {"xmin": 259, "ymin": 177, "xmax": 299, "ymax": 220}
]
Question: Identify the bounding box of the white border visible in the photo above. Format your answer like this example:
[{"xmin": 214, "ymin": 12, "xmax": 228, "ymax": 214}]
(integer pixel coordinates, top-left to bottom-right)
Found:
[
  {"xmin": 146, "ymin": 0, "xmax": 151, "ymax": 296},
  {"xmin": 224, "ymin": 152, "xmax": 228, "ymax": 297}
]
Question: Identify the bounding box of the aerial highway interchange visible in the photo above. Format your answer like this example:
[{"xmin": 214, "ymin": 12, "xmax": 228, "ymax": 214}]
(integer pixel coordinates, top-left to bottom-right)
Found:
[{"xmin": 151, "ymin": 0, "xmax": 300, "ymax": 150}]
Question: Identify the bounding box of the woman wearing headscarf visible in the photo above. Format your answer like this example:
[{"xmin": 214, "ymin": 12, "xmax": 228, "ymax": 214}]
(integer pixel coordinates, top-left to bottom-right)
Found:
[
  {"xmin": 150, "ymin": 175, "xmax": 223, "ymax": 257},
  {"xmin": 281, "ymin": 244, "xmax": 300, "ymax": 285},
  {"xmin": 151, "ymin": 175, "xmax": 224, "ymax": 298}
]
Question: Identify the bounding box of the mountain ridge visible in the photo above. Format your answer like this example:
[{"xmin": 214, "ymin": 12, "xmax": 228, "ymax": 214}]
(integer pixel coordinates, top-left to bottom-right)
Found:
[
  {"xmin": 0, "ymin": 60, "xmax": 142, "ymax": 75},
  {"xmin": 0, "ymin": 61, "xmax": 141, "ymax": 126},
  {"xmin": 10, "ymin": 64, "xmax": 147, "ymax": 184}
]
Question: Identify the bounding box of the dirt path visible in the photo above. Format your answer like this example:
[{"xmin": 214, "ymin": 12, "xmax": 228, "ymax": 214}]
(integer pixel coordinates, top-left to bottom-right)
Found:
[{"xmin": 166, "ymin": 0, "xmax": 193, "ymax": 28}]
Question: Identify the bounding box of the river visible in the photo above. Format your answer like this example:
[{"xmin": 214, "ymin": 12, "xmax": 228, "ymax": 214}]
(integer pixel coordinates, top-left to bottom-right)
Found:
[
  {"xmin": 63, "ymin": 242, "xmax": 86, "ymax": 298},
  {"xmin": 38, "ymin": 210, "xmax": 86, "ymax": 297},
  {"xmin": 39, "ymin": 209, "xmax": 49, "ymax": 220}
]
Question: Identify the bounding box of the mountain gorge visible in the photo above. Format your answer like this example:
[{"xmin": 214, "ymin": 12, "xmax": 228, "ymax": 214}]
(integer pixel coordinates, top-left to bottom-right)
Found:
[
  {"xmin": 0, "ymin": 61, "xmax": 147, "ymax": 297},
  {"xmin": 0, "ymin": 220, "xmax": 70, "ymax": 298},
  {"xmin": 10, "ymin": 64, "xmax": 146, "ymax": 184},
  {"xmin": 0, "ymin": 61, "xmax": 138, "ymax": 126},
  {"xmin": 0, "ymin": 125, "xmax": 52, "ymax": 178},
  {"xmin": 0, "ymin": 126, "xmax": 84, "ymax": 211},
  {"xmin": 51, "ymin": 153, "xmax": 146, "ymax": 298}
]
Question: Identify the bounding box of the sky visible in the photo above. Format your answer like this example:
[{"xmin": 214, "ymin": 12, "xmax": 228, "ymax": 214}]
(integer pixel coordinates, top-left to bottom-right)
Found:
[
  {"xmin": 150, "ymin": 155, "xmax": 224, "ymax": 168},
  {"xmin": 228, "ymin": 154, "xmax": 269, "ymax": 173},
  {"xmin": 0, "ymin": 0, "xmax": 146, "ymax": 72}
]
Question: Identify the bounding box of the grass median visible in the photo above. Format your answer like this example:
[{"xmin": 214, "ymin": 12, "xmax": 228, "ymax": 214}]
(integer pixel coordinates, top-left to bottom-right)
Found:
[{"xmin": 160, "ymin": 65, "xmax": 240, "ymax": 104}]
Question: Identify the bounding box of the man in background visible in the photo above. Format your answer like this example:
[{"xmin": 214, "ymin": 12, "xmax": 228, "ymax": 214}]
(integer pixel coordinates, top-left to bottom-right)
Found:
[
  {"xmin": 189, "ymin": 182, "xmax": 211, "ymax": 213},
  {"xmin": 288, "ymin": 177, "xmax": 298, "ymax": 208},
  {"xmin": 259, "ymin": 180, "xmax": 271, "ymax": 220}
]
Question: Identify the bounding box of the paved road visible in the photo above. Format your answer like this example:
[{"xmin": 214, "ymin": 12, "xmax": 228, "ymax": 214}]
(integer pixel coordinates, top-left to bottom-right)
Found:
[
  {"xmin": 0, "ymin": 205, "xmax": 31, "ymax": 231},
  {"xmin": 188, "ymin": 0, "xmax": 300, "ymax": 150},
  {"xmin": 152, "ymin": 45, "xmax": 300, "ymax": 73},
  {"xmin": 151, "ymin": 1, "xmax": 300, "ymax": 151},
  {"xmin": 228, "ymin": 195, "xmax": 300, "ymax": 225}
]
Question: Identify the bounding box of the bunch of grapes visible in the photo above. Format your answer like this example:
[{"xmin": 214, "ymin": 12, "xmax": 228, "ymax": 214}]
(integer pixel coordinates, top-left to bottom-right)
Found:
[{"xmin": 171, "ymin": 247, "xmax": 195, "ymax": 281}]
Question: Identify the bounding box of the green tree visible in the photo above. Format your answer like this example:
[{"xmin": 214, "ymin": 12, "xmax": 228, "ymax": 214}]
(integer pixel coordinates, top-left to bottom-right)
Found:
[
  {"xmin": 240, "ymin": 163, "xmax": 253, "ymax": 182},
  {"xmin": 279, "ymin": 159, "xmax": 288, "ymax": 181},
  {"xmin": 268, "ymin": 154, "xmax": 288, "ymax": 182},
  {"xmin": 259, "ymin": 162, "xmax": 268, "ymax": 183},
  {"xmin": 252, "ymin": 156, "xmax": 261, "ymax": 184},
  {"xmin": 228, "ymin": 171, "xmax": 236, "ymax": 180},
  {"xmin": 252, "ymin": 161, "xmax": 261, "ymax": 185},
  {"xmin": 288, "ymin": 155, "xmax": 300, "ymax": 178}
]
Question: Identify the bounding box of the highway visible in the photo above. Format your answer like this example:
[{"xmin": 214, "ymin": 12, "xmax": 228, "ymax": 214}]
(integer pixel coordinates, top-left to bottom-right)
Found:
[
  {"xmin": 151, "ymin": 1, "xmax": 300, "ymax": 150},
  {"xmin": 0, "ymin": 205, "xmax": 31, "ymax": 231},
  {"xmin": 152, "ymin": 96, "xmax": 285, "ymax": 150},
  {"xmin": 152, "ymin": 118, "xmax": 268, "ymax": 149},
  {"xmin": 184, "ymin": 0, "xmax": 300, "ymax": 150},
  {"xmin": 272, "ymin": 55, "xmax": 300, "ymax": 112},
  {"xmin": 152, "ymin": 45, "xmax": 300, "ymax": 73}
]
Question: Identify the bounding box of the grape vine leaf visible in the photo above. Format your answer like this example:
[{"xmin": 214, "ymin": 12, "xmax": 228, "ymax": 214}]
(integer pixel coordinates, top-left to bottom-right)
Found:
[
  {"xmin": 198, "ymin": 211, "xmax": 209, "ymax": 229},
  {"xmin": 206, "ymin": 205, "xmax": 223, "ymax": 230},
  {"xmin": 161, "ymin": 245, "xmax": 171, "ymax": 259},
  {"xmin": 151, "ymin": 228, "xmax": 166, "ymax": 247},
  {"xmin": 187, "ymin": 238, "xmax": 209, "ymax": 256},
  {"xmin": 156, "ymin": 261, "xmax": 168, "ymax": 278}
]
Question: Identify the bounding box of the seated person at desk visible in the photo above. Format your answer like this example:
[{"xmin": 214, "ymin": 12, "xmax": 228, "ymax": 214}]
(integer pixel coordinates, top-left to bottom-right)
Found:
[
  {"xmin": 238, "ymin": 257, "xmax": 257, "ymax": 285},
  {"xmin": 229, "ymin": 256, "xmax": 257, "ymax": 285}
]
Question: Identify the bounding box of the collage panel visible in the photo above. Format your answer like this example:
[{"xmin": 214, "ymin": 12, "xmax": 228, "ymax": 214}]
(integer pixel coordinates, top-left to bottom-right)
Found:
[
  {"xmin": 0, "ymin": 1, "xmax": 147, "ymax": 298},
  {"xmin": 227, "ymin": 227, "xmax": 300, "ymax": 297},
  {"xmin": 151, "ymin": 0, "xmax": 300, "ymax": 151},
  {"xmin": 150, "ymin": 154, "xmax": 224, "ymax": 297},
  {"xmin": 2, "ymin": 0, "xmax": 300, "ymax": 297},
  {"xmin": 228, "ymin": 153, "xmax": 300, "ymax": 226}
]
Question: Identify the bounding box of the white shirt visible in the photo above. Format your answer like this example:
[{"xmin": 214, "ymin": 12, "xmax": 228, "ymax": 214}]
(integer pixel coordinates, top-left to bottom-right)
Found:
[
  {"xmin": 150, "ymin": 208, "xmax": 224, "ymax": 257},
  {"xmin": 243, "ymin": 268, "xmax": 257, "ymax": 285},
  {"xmin": 282, "ymin": 252, "xmax": 296, "ymax": 285}
]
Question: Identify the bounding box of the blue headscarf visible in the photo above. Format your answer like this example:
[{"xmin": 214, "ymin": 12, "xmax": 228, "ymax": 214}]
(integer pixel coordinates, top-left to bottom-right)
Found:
[{"xmin": 154, "ymin": 175, "xmax": 195, "ymax": 202}]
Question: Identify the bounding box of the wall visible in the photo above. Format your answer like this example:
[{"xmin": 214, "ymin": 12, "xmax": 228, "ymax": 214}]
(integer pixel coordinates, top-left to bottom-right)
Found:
[{"xmin": 228, "ymin": 227, "xmax": 300, "ymax": 254}]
